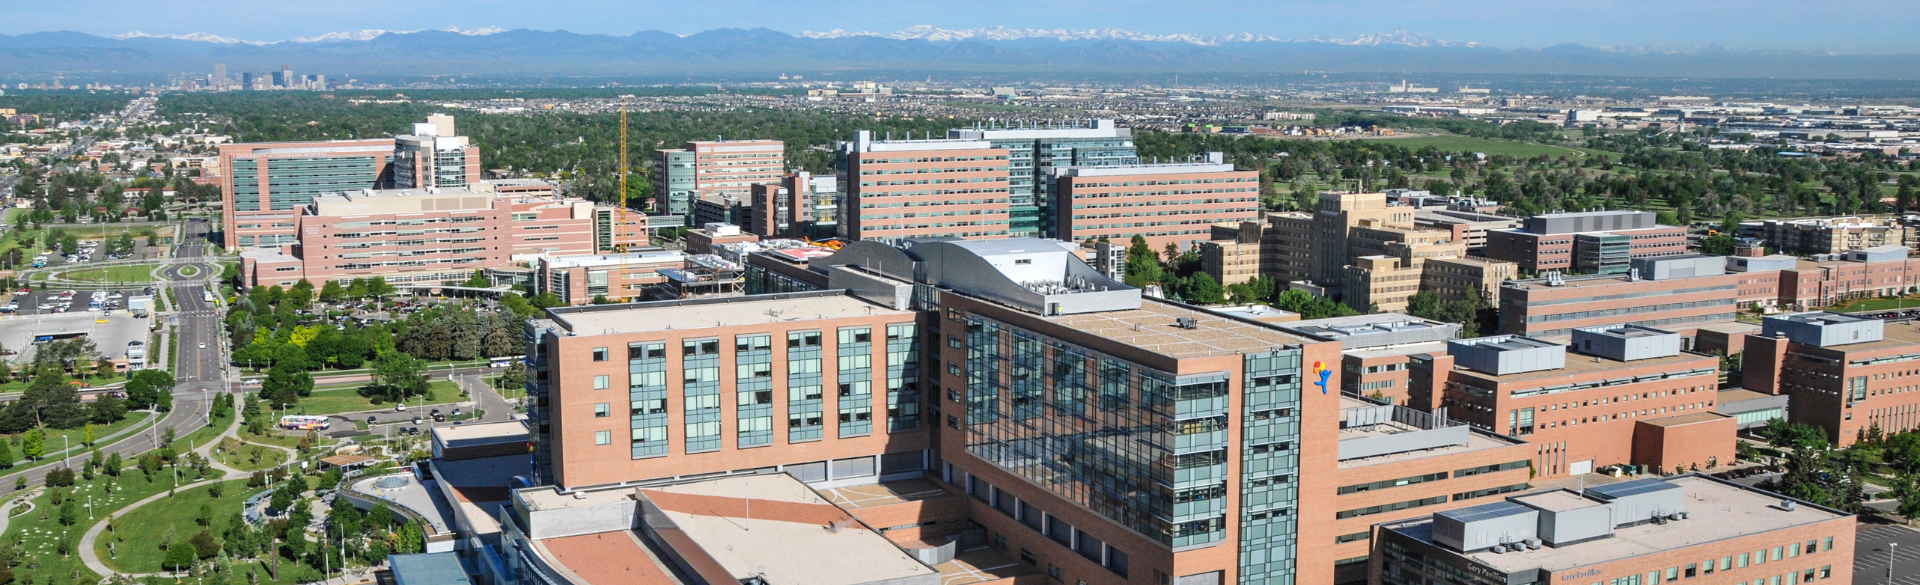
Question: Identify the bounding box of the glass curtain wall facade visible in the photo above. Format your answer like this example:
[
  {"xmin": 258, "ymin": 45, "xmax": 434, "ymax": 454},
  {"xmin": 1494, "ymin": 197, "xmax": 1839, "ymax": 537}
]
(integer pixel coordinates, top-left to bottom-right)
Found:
[
  {"xmin": 984, "ymin": 137, "xmax": 1138, "ymax": 238},
  {"xmin": 265, "ymin": 155, "xmax": 385, "ymax": 210},
  {"xmin": 1238, "ymin": 350, "xmax": 1304, "ymax": 584},
  {"xmin": 959, "ymin": 314, "xmax": 1241, "ymax": 548},
  {"xmin": 630, "ymin": 342, "xmax": 670, "ymax": 458},
  {"xmin": 737, "ymin": 334, "xmax": 775, "ymax": 447}
]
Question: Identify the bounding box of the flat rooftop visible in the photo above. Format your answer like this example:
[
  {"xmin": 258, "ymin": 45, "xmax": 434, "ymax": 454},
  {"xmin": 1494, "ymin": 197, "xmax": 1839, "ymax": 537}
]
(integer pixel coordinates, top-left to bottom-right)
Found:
[
  {"xmin": 430, "ymin": 420, "xmax": 528, "ymax": 444},
  {"xmin": 818, "ymin": 478, "xmax": 952, "ymax": 510},
  {"xmin": 547, "ymin": 291, "xmax": 910, "ymax": 336},
  {"xmin": 1695, "ymin": 321, "xmax": 1762, "ymax": 335},
  {"xmin": 1347, "ymin": 340, "xmax": 1451, "ymax": 361},
  {"xmin": 1510, "ymin": 489, "xmax": 1603, "ymax": 513},
  {"xmin": 1338, "ymin": 424, "xmax": 1524, "ymax": 469},
  {"xmin": 541, "ymin": 251, "xmax": 685, "ymax": 268},
  {"xmin": 1641, "ymin": 411, "xmax": 1732, "ymax": 427},
  {"xmin": 1718, "ymin": 388, "xmax": 1777, "ymax": 403},
  {"xmin": 1775, "ymin": 312, "xmax": 1876, "ymax": 326},
  {"xmin": 1453, "ymin": 348, "xmax": 1715, "ymax": 384},
  {"xmin": 935, "ymin": 546, "xmax": 1040, "ymax": 585},
  {"xmin": 1799, "ymin": 319, "xmax": 1920, "ymax": 352},
  {"xmin": 534, "ymin": 531, "xmax": 682, "ymax": 585},
  {"xmin": 640, "ymin": 474, "xmax": 937, "ymax": 585},
  {"xmin": 1395, "ymin": 475, "xmax": 1850, "ymax": 574},
  {"xmin": 1505, "ymin": 270, "xmax": 1728, "ymax": 290},
  {"xmin": 1042, "ymin": 297, "xmax": 1312, "ymax": 360}
]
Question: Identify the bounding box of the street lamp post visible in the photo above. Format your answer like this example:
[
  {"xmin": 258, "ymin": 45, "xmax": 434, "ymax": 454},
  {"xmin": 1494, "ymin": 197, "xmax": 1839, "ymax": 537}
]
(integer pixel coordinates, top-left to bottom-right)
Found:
[{"xmin": 1891, "ymin": 542, "xmax": 1898, "ymax": 585}]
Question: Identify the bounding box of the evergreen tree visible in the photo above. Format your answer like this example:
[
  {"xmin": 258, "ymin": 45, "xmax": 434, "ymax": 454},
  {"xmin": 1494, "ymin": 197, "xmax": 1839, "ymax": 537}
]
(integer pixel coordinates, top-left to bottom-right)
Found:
[{"xmin": 21, "ymin": 428, "xmax": 43, "ymax": 460}]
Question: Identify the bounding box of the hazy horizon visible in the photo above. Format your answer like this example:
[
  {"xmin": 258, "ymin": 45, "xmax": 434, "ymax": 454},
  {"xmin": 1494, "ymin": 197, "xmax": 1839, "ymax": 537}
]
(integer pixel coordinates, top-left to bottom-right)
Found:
[{"xmin": 6, "ymin": 0, "xmax": 1918, "ymax": 54}]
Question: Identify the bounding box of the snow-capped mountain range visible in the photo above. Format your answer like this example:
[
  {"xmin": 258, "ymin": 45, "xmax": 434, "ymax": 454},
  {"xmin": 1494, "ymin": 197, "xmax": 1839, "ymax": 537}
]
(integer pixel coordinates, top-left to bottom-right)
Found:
[
  {"xmin": 110, "ymin": 26, "xmax": 506, "ymax": 45},
  {"xmin": 797, "ymin": 26, "xmax": 1478, "ymax": 47},
  {"xmin": 107, "ymin": 24, "xmax": 1473, "ymax": 48}
]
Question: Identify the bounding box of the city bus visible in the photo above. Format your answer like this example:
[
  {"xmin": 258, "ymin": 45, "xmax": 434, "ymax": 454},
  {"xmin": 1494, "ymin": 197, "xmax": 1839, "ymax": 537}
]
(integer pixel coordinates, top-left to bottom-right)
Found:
[
  {"xmin": 489, "ymin": 356, "xmax": 518, "ymax": 368},
  {"xmin": 202, "ymin": 290, "xmax": 215, "ymax": 303},
  {"xmin": 279, "ymin": 415, "xmax": 332, "ymax": 431}
]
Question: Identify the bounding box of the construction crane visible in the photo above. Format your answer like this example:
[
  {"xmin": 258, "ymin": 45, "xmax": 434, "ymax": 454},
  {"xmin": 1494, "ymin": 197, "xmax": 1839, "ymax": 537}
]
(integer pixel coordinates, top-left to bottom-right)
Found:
[{"xmin": 616, "ymin": 98, "xmax": 629, "ymax": 302}]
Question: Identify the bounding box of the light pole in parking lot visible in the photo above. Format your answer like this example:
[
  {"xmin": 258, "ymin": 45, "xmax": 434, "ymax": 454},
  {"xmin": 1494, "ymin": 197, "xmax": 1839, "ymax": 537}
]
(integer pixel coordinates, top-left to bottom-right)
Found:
[{"xmin": 1891, "ymin": 542, "xmax": 1898, "ymax": 585}]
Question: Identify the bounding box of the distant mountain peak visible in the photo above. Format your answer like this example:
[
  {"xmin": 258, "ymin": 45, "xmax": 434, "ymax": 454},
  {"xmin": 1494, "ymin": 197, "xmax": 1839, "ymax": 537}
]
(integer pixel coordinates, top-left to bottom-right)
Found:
[
  {"xmin": 111, "ymin": 31, "xmax": 267, "ymax": 45},
  {"xmin": 796, "ymin": 25, "xmax": 1476, "ymax": 47},
  {"xmin": 111, "ymin": 26, "xmax": 508, "ymax": 45}
]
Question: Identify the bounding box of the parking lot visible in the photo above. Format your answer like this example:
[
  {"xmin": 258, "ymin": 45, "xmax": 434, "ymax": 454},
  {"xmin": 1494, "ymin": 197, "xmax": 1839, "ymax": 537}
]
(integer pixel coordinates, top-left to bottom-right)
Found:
[
  {"xmin": 2, "ymin": 286, "xmax": 155, "ymax": 317},
  {"xmin": 0, "ymin": 310, "xmax": 155, "ymax": 368},
  {"xmin": 1855, "ymin": 523, "xmax": 1920, "ymax": 584}
]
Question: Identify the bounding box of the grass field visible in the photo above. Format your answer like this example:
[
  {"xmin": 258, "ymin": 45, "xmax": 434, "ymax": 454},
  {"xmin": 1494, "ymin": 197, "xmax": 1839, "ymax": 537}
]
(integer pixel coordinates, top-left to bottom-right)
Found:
[
  {"xmin": 2, "ymin": 464, "xmax": 225, "ymax": 585},
  {"xmin": 0, "ymin": 411, "xmax": 152, "ymax": 463},
  {"xmin": 239, "ymin": 427, "xmax": 336, "ymax": 451},
  {"xmin": 212, "ymin": 437, "xmax": 288, "ymax": 472},
  {"xmin": 0, "ymin": 371, "xmax": 130, "ymax": 394},
  {"xmin": 94, "ymin": 478, "xmax": 249, "ymax": 573},
  {"xmin": 59, "ymin": 263, "xmax": 160, "ymax": 283},
  {"xmin": 1357, "ymin": 134, "xmax": 1593, "ymax": 158},
  {"xmin": 286, "ymin": 380, "xmax": 461, "ymax": 417},
  {"xmin": 1831, "ymin": 297, "xmax": 1920, "ymax": 313}
]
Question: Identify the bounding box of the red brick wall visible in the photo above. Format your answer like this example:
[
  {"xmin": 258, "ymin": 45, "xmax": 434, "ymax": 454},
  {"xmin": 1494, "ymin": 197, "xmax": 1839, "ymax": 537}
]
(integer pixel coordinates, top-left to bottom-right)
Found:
[{"xmin": 1632, "ymin": 416, "xmax": 1737, "ymax": 473}]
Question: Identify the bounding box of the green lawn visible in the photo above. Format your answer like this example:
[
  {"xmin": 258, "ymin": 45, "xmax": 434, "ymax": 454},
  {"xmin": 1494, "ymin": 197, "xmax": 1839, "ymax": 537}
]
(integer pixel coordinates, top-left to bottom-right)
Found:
[
  {"xmin": 212, "ymin": 437, "xmax": 288, "ymax": 472},
  {"xmin": 94, "ymin": 478, "xmax": 250, "ymax": 573},
  {"xmin": 1831, "ymin": 297, "xmax": 1920, "ymax": 313},
  {"xmin": 59, "ymin": 263, "xmax": 160, "ymax": 283},
  {"xmin": 0, "ymin": 371, "xmax": 130, "ymax": 394},
  {"xmin": 176, "ymin": 265, "xmax": 198, "ymax": 278},
  {"xmin": 285, "ymin": 380, "xmax": 461, "ymax": 417},
  {"xmin": 0, "ymin": 411, "xmax": 152, "ymax": 463},
  {"xmin": 1, "ymin": 464, "xmax": 224, "ymax": 585},
  {"xmin": 1356, "ymin": 134, "xmax": 1593, "ymax": 158},
  {"xmin": 238, "ymin": 427, "xmax": 335, "ymax": 451}
]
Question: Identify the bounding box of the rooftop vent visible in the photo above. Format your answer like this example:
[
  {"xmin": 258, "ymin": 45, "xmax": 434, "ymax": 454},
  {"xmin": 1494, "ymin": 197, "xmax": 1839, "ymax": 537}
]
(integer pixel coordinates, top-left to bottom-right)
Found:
[{"xmin": 1176, "ymin": 317, "xmax": 1200, "ymax": 329}]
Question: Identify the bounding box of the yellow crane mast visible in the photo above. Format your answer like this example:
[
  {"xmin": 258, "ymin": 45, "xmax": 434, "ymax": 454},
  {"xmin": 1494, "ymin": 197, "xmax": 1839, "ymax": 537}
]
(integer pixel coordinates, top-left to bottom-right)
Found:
[{"xmin": 617, "ymin": 98, "xmax": 629, "ymax": 302}]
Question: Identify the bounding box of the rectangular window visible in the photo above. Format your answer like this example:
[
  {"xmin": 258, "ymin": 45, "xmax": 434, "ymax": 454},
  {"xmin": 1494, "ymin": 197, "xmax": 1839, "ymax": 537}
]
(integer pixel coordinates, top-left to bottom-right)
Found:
[
  {"xmin": 593, "ymin": 375, "xmax": 609, "ymax": 390},
  {"xmin": 594, "ymin": 403, "xmax": 609, "ymax": 417},
  {"xmin": 592, "ymin": 347, "xmax": 608, "ymax": 361},
  {"xmin": 595, "ymin": 430, "xmax": 611, "ymax": 445}
]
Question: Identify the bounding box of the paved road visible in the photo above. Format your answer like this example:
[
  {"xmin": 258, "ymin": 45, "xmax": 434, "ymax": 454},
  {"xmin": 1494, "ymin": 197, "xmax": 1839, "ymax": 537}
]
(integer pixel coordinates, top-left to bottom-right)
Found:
[{"xmin": 165, "ymin": 218, "xmax": 224, "ymax": 390}]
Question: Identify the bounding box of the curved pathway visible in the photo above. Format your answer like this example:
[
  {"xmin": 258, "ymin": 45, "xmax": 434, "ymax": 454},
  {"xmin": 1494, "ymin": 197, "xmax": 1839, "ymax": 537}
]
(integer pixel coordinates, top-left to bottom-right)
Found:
[
  {"xmin": 0, "ymin": 491, "xmax": 37, "ymax": 537},
  {"xmin": 77, "ymin": 477, "xmax": 218, "ymax": 579}
]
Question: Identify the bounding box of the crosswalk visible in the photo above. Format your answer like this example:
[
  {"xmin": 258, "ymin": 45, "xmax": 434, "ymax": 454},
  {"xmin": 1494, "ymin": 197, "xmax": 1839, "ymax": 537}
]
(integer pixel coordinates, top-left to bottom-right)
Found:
[{"xmin": 1854, "ymin": 524, "xmax": 1920, "ymax": 584}]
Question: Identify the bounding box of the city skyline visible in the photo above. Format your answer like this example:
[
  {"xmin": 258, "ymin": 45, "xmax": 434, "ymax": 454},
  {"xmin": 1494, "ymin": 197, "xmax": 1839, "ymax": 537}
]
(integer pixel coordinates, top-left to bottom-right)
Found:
[{"xmin": 5, "ymin": 0, "xmax": 1919, "ymax": 54}]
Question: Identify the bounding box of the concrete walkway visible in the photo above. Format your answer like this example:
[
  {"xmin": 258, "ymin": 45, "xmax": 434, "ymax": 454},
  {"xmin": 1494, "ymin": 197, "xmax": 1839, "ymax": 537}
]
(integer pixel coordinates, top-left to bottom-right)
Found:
[{"xmin": 0, "ymin": 490, "xmax": 39, "ymax": 538}]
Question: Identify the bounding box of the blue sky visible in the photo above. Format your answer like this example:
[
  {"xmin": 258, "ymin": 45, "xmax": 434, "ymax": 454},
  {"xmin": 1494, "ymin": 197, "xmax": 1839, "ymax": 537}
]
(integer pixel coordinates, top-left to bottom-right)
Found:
[{"xmin": 10, "ymin": 0, "xmax": 1918, "ymax": 52}]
